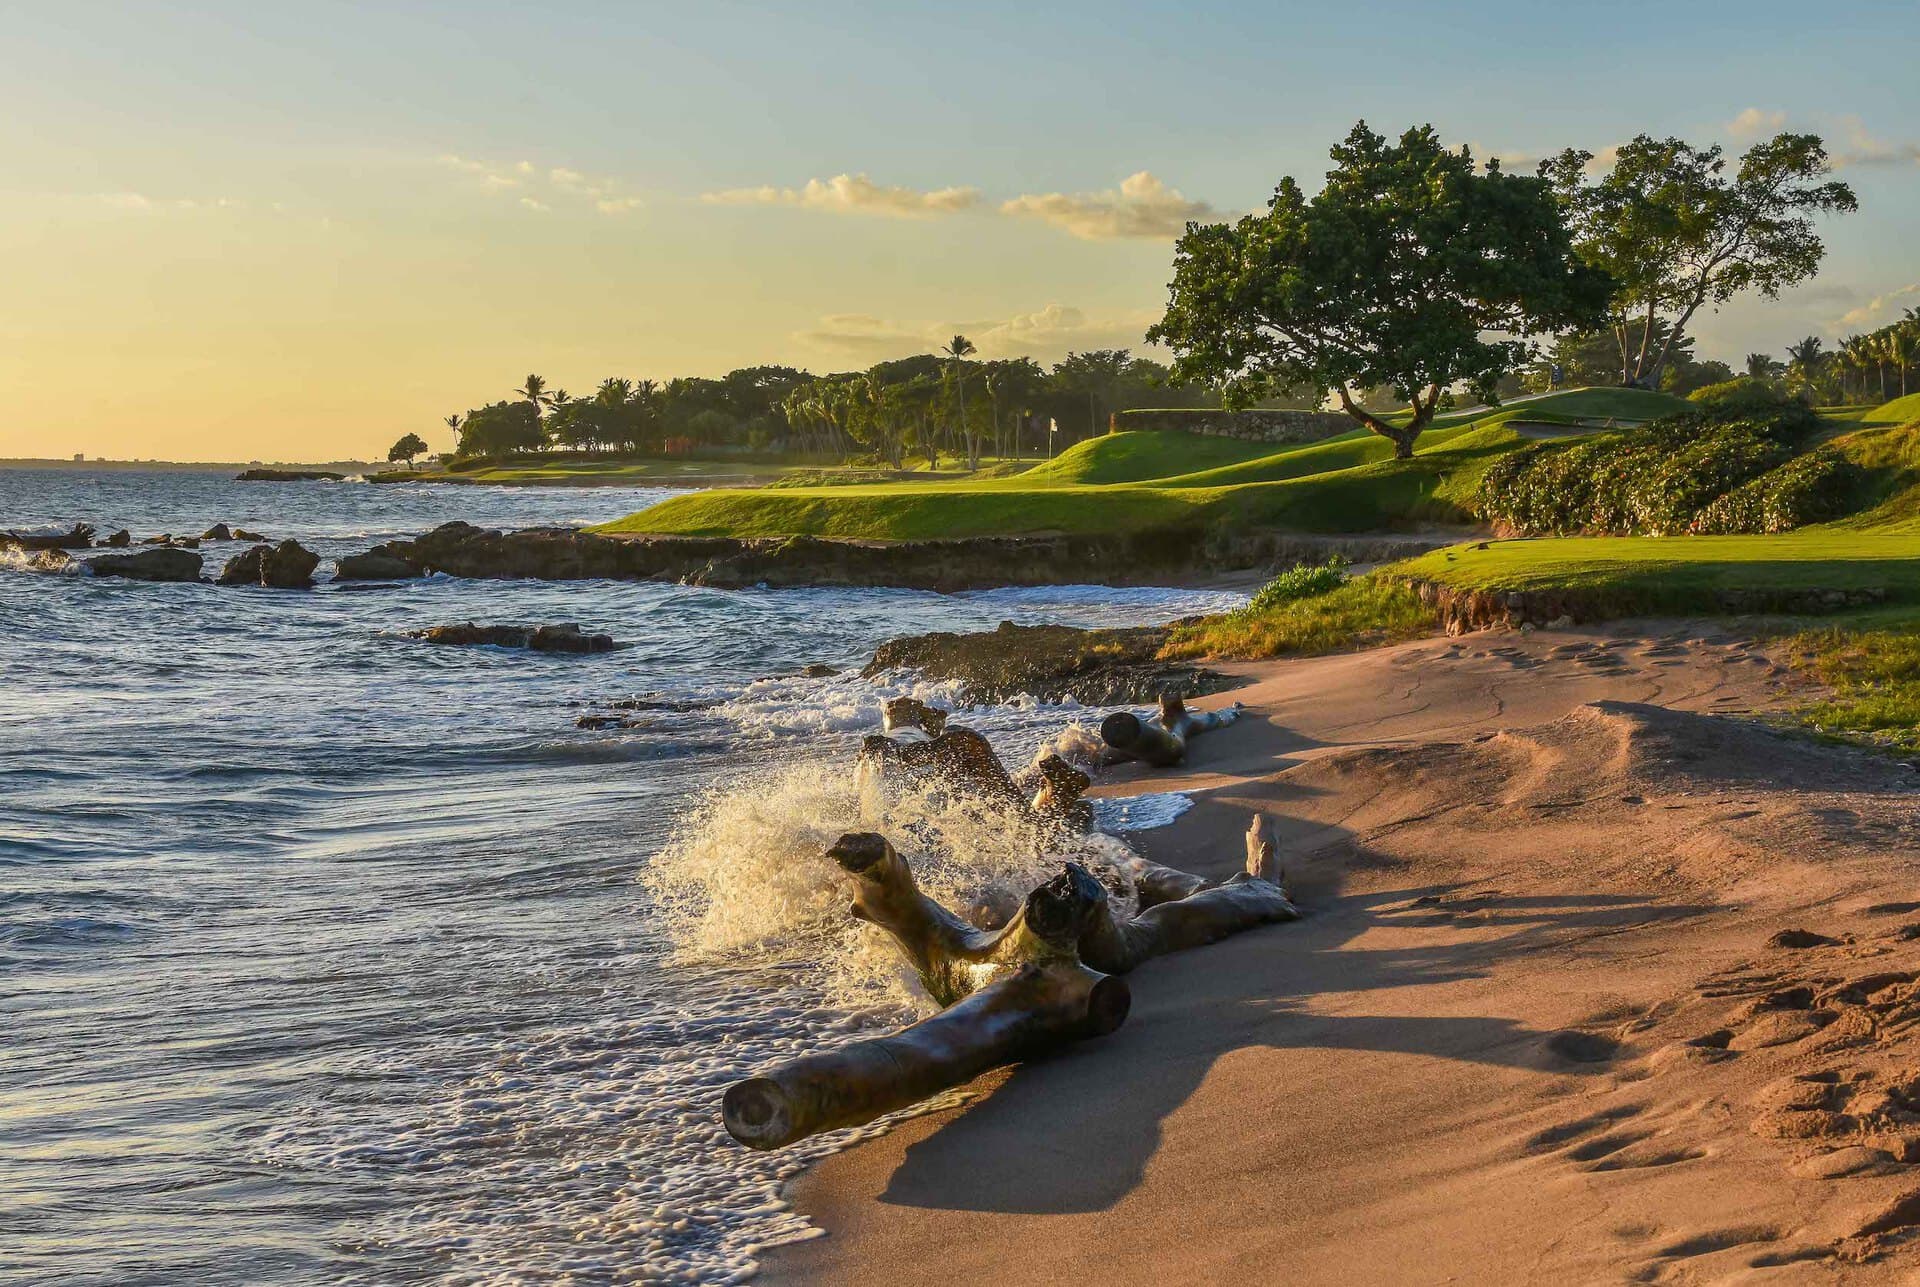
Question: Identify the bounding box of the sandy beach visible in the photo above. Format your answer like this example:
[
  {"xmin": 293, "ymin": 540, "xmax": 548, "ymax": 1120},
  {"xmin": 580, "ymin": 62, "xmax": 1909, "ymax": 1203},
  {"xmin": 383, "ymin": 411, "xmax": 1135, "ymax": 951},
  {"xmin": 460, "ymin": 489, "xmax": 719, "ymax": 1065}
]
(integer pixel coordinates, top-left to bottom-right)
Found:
[{"xmin": 774, "ymin": 624, "xmax": 1920, "ymax": 1283}]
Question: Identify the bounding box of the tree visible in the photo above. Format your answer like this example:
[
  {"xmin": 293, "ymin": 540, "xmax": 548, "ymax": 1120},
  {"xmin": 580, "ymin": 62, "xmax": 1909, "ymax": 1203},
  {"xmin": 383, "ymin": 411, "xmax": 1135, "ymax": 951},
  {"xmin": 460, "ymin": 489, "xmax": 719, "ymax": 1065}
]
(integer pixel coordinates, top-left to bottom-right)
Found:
[
  {"xmin": 983, "ymin": 357, "xmax": 1045, "ymax": 459},
  {"xmin": 1745, "ymin": 352, "xmax": 1786, "ymax": 382},
  {"xmin": 1886, "ymin": 326, "xmax": 1916, "ymax": 399},
  {"xmin": 939, "ymin": 335, "xmax": 980, "ymax": 467},
  {"xmin": 1785, "ymin": 335, "xmax": 1828, "ymax": 399},
  {"xmin": 457, "ymin": 400, "xmax": 545, "ymax": 457},
  {"xmin": 1150, "ymin": 122, "xmax": 1612, "ymax": 457},
  {"xmin": 388, "ymin": 432, "xmax": 429, "ymax": 466},
  {"xmin": 1051, "ymin": 350, "xmax": 1135, "ymax": 439},
  {"xmin": 1542, "ymin": 132, "xmax": 1857, "ymax": 389},
  {"xmin": 516, "ymin": 374, "xmax": 553, "ymax": 418}
]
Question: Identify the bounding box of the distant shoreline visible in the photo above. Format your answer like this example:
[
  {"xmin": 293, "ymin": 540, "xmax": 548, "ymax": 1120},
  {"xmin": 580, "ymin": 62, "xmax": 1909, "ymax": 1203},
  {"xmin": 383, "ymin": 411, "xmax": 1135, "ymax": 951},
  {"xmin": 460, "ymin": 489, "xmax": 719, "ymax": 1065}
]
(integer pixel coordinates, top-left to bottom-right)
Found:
[{"xmin": 1, "ymin": 459, "xmax": 380, "ymax": 474}]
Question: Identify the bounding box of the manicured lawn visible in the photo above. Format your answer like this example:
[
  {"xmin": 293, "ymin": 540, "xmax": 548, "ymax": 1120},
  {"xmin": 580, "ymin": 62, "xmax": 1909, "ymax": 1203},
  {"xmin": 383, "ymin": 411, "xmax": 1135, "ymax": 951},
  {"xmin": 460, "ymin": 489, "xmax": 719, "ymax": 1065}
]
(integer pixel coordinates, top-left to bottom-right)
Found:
[{"xmin": 1393, "ymin": 530, "xmax": 1920, "ymax": 599}]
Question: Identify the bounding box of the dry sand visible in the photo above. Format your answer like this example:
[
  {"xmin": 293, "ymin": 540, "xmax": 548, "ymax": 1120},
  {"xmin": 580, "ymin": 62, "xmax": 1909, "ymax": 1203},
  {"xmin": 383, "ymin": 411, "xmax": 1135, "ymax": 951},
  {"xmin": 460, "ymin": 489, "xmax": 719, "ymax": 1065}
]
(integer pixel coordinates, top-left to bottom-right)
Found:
[{"xmin": 771, "ymin": 623, "xmax": 1920, "ymax": 1284}]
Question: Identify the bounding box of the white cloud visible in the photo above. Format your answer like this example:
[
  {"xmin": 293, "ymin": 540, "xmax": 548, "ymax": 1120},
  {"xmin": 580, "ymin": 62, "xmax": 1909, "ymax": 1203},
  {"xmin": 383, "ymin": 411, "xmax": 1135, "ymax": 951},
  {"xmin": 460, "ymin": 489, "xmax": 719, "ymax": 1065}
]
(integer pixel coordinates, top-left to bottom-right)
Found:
[
  {"xmin": 1832, "ymin": 115, "xmax": 1920, "ymax": 168},
  {"xmin": 1727, "ymin": 107, "xmax": 1786, "ymax": 139},
  {"xmin": 1837, "ymin": 283, "xmax": 1920, "ymax": 329},
  {"xmin": 1000, "ymin": 171, "xmax": 1222, "ymax": 240},
  {"xmin": 97, "ymin": 192, "xmax": 241, "ymax": 213},
  {"xmin": 795, "ymin": 302, "xmax": 1158, "ymax": 363},
  {"xmin": 438, "ymin": 154, "xmax": 643, "ymax": 215},
  {"xmin": 702, "ymin": 173, "xmax": 980, "ymax": 218}
]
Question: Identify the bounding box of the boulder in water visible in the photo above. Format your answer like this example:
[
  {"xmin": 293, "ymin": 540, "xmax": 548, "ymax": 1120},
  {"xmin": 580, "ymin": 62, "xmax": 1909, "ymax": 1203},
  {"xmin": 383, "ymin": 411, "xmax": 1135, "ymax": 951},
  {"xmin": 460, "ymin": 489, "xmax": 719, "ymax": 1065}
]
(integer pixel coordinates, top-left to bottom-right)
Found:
[
  {"xmin": 103, "ymin": 529, "xmax": 131, "ymax": 548},
  {"xmin": 231, "ymin": 527, "xmax": 267, "ymax": 543},
  {"xmin": 408, "ymin": 622, "xmax": 618, "ymax": 653},
  {"xmin": 217, "ymin": 540, "xmax": 320, "ymax": 589},
  {"xmin": 202, "ymin": 523, "xmax": 233, "ymax": 541},
  {"xmin": 335, "ymin": 544, "xmax": 421, "ymax": 580},
  {"xmin": 86, "ymin": 548, "xmax": 203, "ymax": 582},
  {"xmin": 3, "ymin": 523, "xmax": 94, "ymax": 551}
]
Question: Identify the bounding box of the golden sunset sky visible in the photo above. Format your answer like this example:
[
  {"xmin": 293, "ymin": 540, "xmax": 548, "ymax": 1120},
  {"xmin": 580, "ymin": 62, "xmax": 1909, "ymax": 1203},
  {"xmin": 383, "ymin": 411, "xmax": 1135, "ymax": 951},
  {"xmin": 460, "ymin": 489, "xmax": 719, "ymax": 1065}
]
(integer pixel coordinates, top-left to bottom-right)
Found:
[{"xmin": 5, "ymin": 1, "xmax": 1917, "ymax": 461}]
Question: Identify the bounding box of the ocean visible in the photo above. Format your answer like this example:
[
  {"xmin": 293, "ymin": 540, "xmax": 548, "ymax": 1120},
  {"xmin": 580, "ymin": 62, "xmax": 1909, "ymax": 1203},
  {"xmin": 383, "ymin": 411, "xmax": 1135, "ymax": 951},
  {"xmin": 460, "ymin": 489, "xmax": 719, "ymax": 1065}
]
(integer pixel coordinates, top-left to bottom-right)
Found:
[{"xmin": 0, "ymin": 469, "xmax": 1243, "ymax": 1285}]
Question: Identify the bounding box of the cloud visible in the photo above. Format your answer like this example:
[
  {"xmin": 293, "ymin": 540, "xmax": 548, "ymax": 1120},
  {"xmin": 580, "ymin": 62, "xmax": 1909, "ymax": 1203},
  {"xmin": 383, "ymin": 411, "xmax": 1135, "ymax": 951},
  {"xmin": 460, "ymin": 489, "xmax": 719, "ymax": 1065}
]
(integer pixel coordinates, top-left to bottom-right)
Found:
[
  {"xmin": 98, "ymin": 192, "xmax": 241, "ymax": 213},
  {"xmin": 1000, "ymin": 171, "xmax": 1221, "ymax": 240},
  {"xmin": 702, "ymin": 173, "xmax": 980, "ymax": 218},
  {"xmin": 795, "ymin": 302, "xmax": 1158, "ymax": 363},
  {"xmin": 1831, "ymin": 116, "xmax": 1920, "ymax": 169},
  {"xmin": 1727, "ymin": 107, "xmax": 1786, "ymax": 139},
  {"xmin": 1837, "ymin": 283, "xmax": 1920, "ymax": 329},
  {"xmin": 438, "ymin": 154, "xmax": 643, "ymax": 214}
]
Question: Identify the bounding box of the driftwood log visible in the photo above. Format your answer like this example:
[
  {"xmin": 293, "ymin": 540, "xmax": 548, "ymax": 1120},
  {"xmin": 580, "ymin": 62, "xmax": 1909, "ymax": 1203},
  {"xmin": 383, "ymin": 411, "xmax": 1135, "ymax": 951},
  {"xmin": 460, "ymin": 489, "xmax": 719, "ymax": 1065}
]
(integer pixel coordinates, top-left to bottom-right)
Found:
[
  {"xmin": 722, "ymin": 841, "xmax": 1129, "ymax": 1150},
  {"xmin": 723, "ymin": 817, "xmax": 1297, "ymax": 1150},
  {"xmin": 858, "ymin": 726, "xmax": 1098, "ymax": 837},
  {"xmin": 1101, "ymin": 694, "xmax": 1244, "ymax": 768}
]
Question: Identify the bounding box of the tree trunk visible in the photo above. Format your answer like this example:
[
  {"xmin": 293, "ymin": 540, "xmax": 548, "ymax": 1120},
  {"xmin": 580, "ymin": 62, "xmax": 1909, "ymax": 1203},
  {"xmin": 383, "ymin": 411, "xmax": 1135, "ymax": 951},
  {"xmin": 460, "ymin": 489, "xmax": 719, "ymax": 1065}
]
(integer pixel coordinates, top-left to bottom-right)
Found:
[{"xmin": 1099, "ymin": 695, "xmax": 1243, "ymax": 768}]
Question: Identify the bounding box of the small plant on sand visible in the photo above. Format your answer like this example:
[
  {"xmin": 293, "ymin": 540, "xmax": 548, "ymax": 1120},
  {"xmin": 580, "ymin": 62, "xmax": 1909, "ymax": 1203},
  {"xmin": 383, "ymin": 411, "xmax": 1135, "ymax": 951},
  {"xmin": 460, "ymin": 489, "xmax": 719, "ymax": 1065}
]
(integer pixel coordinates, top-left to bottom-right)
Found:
[
  {"xmin": 1241, "ymin": 557, "xmax": 1349, "ymax": 615},
  {"xmin": 1161, "ymin": 574, "xmax": 1436, "ymax": 661}
]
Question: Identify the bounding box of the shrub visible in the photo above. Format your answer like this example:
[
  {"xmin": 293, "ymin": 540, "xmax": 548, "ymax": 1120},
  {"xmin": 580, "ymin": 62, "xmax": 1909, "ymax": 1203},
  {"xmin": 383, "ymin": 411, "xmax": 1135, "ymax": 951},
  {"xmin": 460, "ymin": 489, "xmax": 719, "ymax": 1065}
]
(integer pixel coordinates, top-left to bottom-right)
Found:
[
  {"xmin": 1474, "ymin": 397, "xmax": 1832, "ymax": 536},
  {"xmin": 1689, "ymin": 451, "xmax": 1867, "ymax": 534},
  {"xmin": 1242, "ymin": 557, "xmax": 1349, "ymax": 614}
]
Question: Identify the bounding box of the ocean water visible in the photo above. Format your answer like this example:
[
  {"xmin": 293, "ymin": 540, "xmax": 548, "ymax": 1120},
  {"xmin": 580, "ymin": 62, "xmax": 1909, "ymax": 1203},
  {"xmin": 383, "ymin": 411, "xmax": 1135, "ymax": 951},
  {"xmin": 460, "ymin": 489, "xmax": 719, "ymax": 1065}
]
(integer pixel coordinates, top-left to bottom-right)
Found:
[{"xmin": 0, "ymin": 469, "xmax": 1243, "ymax": 1285}]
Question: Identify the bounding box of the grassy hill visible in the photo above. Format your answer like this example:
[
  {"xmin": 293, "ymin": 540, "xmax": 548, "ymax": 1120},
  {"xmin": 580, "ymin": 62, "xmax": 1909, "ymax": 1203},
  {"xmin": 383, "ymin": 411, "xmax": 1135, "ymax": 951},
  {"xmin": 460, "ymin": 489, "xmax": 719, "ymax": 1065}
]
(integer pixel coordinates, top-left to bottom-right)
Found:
[{"xmin": 596, "ymin": 388, "xmax": 1671, "ymax": 541}]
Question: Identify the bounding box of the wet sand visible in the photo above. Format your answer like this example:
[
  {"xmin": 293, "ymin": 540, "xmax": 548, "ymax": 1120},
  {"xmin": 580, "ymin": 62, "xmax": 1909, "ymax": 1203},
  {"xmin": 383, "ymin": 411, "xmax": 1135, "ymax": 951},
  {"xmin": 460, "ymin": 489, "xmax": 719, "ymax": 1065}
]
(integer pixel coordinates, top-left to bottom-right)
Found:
[{"xmin": 772, "ymin": 623, "xmax": 1920, "ymax": 1283}]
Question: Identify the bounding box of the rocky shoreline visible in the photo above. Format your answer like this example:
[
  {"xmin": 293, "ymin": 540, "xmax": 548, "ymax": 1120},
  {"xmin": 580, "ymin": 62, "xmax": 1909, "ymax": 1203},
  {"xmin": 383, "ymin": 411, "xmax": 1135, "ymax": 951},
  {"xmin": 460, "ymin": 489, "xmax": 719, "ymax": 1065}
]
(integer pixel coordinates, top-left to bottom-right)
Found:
[{"xmin": 330, "ymin": 521, "xmax": 1451, "ymax": 592}]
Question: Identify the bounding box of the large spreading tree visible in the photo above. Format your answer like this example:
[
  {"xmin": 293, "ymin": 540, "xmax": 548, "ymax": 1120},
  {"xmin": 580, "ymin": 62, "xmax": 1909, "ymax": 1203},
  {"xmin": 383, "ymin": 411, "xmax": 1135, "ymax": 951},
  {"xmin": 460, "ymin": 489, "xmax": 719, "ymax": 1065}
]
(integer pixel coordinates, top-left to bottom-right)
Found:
[
  {"xmin": 1149, "ymin": 122, "xmax": 1612, "ymax": 458},
  {"xmin": 1540, "ymin": 133, "xmax": 1856, "ymax": 389}
]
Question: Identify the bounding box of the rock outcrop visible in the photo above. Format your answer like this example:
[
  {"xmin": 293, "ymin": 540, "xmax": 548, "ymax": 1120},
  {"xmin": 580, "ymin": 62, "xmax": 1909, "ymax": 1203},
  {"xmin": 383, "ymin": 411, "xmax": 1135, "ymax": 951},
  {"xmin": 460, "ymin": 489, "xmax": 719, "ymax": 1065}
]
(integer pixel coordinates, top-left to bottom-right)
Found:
[
  {"xmin": 217, "ymin": 540, "xmax": 320, "ymax": 588},
  {"xmin": 3, "ymin": 523, "xmax": 94, "ymax": 551},
  {"xmin": 334, "ymin": 544, "xmax": 422, "ymax": 581},
  {"xmin": 356, "ymin": 521, "xmax": 1443, "ymax": 592},
  {"xmin": 235, "ymin": 469, "xmax": 344, "ymax": 482},
  {"xmin": 102, "ymin": 529, "xmax": 131, "ymax": 547},
  {"xmin": 864, "ymin": 620, "xmax": 1235, "ymax": 705},
  {"xmin": 202, "ymin": 523, "xmax": 233, "ymax": 541},
  {"xmin": 85, "ymin": 548, "xmax": 203, "ymax": 582},
  {"xmin": 407, "ymin": 622, "xmax": 618, "ymax": 653}
]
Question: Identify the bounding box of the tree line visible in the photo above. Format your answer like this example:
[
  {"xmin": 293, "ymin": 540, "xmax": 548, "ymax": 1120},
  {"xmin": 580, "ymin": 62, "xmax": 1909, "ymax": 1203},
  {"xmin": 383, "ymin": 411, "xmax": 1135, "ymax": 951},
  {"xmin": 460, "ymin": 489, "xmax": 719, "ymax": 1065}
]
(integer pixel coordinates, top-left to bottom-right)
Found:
[
  {"xmin": 392, "ymin": 120, "xmax": 1883, "ymax": 471},
  {"xmin": 397, "ymin": 350, "xmax": 1217, "ymax": 468}
]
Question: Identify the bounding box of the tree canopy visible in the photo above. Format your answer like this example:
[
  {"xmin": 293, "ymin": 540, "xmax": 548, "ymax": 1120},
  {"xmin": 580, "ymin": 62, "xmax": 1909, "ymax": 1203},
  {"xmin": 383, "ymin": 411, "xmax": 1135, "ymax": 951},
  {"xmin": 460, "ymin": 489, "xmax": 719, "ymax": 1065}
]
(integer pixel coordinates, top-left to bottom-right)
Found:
[
  {"xmin": 1541, "ymin": 132, "xmax": 1856, "ymax": 389},
  {"xmin": 1148, "ymin": 121, "xmax": 1613, "ymax": 457},
  {"xmin": 387, "ymin": 432, "xmax": 429, "ymax": 465}
]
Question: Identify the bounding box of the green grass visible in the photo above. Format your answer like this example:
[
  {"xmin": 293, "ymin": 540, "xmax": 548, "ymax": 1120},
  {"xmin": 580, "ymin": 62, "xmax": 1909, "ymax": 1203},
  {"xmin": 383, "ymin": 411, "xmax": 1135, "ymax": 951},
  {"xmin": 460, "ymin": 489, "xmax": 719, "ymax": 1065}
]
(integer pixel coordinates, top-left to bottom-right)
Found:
[
  {"xmin": 1868, "ymin": 391, "xmax": 1920, "ymax": 425},
  {"xmin": 597, "ymin": 423, "xmax": 1522, "ymax": 540},
  {"xmin": 1784, "ymin": 625, "xmax": 1920, "ymax": 754},
  {"xmin": 1160, "ymin": 575, "xmax": 1439, "ymax": 659},
  {"xmin": 380, "ymin": 458, "xmax": 804, "ymax": 486}
]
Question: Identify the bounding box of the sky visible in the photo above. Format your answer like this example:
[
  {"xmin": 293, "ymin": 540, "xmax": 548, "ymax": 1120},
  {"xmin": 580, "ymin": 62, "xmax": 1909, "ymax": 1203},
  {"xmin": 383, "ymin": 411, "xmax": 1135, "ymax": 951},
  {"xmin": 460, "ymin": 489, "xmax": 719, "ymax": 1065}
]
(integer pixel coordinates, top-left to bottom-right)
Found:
[{"xmin": 5, "ymin": 0, "xmax": 1920, "ymax": 461}]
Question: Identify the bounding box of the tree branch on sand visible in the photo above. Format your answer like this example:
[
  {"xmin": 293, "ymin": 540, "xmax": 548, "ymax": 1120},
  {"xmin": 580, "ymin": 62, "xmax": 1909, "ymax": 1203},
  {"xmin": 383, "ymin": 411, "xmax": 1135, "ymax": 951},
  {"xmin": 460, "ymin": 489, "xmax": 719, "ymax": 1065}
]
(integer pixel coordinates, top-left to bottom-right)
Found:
[
  {"xmin": 1100, "ymin": 694, "xmax": 1244, "ymax": 767},
  {"xmin": 722, "ymin": 716, "xmax": 1299, "ymax": 1150}
]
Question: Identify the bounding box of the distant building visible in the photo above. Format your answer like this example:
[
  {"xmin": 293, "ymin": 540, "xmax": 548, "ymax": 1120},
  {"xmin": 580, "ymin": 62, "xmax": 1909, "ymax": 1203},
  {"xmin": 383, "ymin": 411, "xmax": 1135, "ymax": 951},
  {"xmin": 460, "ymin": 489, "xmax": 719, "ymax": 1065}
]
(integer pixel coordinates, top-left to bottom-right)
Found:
[{"xmin": 74, "ymin": 453, "xmax": 84, "ymax": 462}]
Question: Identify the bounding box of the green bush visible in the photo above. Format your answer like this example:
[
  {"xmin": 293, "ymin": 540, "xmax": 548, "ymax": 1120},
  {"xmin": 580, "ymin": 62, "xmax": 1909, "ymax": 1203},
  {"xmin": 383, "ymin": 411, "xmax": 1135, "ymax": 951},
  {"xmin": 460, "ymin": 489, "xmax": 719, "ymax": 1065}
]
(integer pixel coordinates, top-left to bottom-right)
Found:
[
  {"xmin": 1689, "ymin": 451, "xmax": 1866, "ymax": 534},
  {"xmin": 1242, "ymin": 557, "xmax": 1349, "ymax": 614},
  {"xmin": 1475, "ymin": 395, "xmax": 1831, "ymax": 536}
]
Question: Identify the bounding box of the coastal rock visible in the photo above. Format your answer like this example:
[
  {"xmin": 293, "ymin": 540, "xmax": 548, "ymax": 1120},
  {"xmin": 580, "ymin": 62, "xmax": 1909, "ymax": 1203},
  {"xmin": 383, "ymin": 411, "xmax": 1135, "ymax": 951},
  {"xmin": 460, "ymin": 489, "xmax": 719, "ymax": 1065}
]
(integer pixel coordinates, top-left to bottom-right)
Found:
[
  {"xmin": 3, "ymin": 523, "xmax": 95, "ymax": 551},
  {"xmin": 231, "ymin": 528, "xmax": 267, "ymax": 543},
  {"xmin": 334, "ymin": 544, "xmax": 422, "ymax": 581},
  {"xmin": 408, "ymin": 622, "xmax": 619, "ymax": 653},
  {"xmin": 85, "ymin": 548, "xmax": 203, "ymax": 582},
  {"xmin": 103, "ymin": 529, "xmax": 131, "ymax": 547},
  {"xmin": 235, "ymin": 469, "xmax": 344, "ymax": 482},
  {"xmin": 141, "ymin": 534, "xmax": 172, "ymax": 545},
  {"xmin": 202, "ymin": 523, "xmax": 233, "ymax": 541},
  {"xmin": 217, "ymin": 540, "xmax": 320, "ymax": 588},
  {"xmin": 864, "ymin": 620, "xmax": 1237, "ymax": 705},
  {"xmin": 377, "ymin": 521, "xmax": 1443, "ymax": 592}
]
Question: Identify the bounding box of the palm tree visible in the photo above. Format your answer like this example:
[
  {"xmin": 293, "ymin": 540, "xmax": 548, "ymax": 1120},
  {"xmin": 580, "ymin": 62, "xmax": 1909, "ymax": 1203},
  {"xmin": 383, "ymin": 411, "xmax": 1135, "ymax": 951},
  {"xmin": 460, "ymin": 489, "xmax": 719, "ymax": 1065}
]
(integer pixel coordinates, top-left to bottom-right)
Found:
[
  {"xmin": 1744, "ymin": 353, "xmax": 1784, "ymax": 382},
  {"xmin": 516, "ymin": 374, "xmax": 553, "ymax": 417},
  {"xmin": 1888, "ymin": 326, "xmax": 1917, "ymax": 399},
  {"xmin": 1836, "ymin": 336, "xmax": 1872, "ymax": 403},
  {"xmin": 1785, "ymin": 336, "xmax": 1826, "ymax": 399},
  {"xmin": 939, "ymin": 334, "xmax": 979, "ymax": 468}
]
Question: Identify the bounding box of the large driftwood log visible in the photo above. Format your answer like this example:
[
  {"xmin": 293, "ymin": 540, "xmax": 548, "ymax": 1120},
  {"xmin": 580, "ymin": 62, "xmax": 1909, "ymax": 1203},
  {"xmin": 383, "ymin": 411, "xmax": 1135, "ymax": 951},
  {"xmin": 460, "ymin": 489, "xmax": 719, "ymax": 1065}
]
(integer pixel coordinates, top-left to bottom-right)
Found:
[
  {"xmin": 1100, "ymin": 694, "xmax": 1243, "ymax": 768},
  {"xmin": 860, "ymin": 727, "xmax": 1096, "ymax": 835},
  {"xmin": 723, "ymin": 846, "xmax": 1129, "ymax": 1150}
]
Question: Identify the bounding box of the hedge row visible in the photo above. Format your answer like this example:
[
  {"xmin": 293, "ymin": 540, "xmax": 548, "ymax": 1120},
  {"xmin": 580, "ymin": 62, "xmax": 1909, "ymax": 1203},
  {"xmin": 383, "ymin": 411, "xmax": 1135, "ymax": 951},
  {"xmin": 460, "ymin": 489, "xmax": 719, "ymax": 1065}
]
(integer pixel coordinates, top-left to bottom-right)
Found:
[
  {"xmin": 1688, "ymin": 451, "xmax": 1865, "ymax": 534},
  {"xmin": 1474, "ymin": 398, "xmax": 1832, "ymax": 536}
]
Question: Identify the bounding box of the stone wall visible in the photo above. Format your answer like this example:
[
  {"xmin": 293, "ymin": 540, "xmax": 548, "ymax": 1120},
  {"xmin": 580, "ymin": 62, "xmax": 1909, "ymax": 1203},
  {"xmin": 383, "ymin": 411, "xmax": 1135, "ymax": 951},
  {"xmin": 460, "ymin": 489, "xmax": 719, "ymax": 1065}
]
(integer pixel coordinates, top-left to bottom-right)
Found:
[{"xmin": 1112, "ymin": 408, "xmax": 1353, "ymax": 443}]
